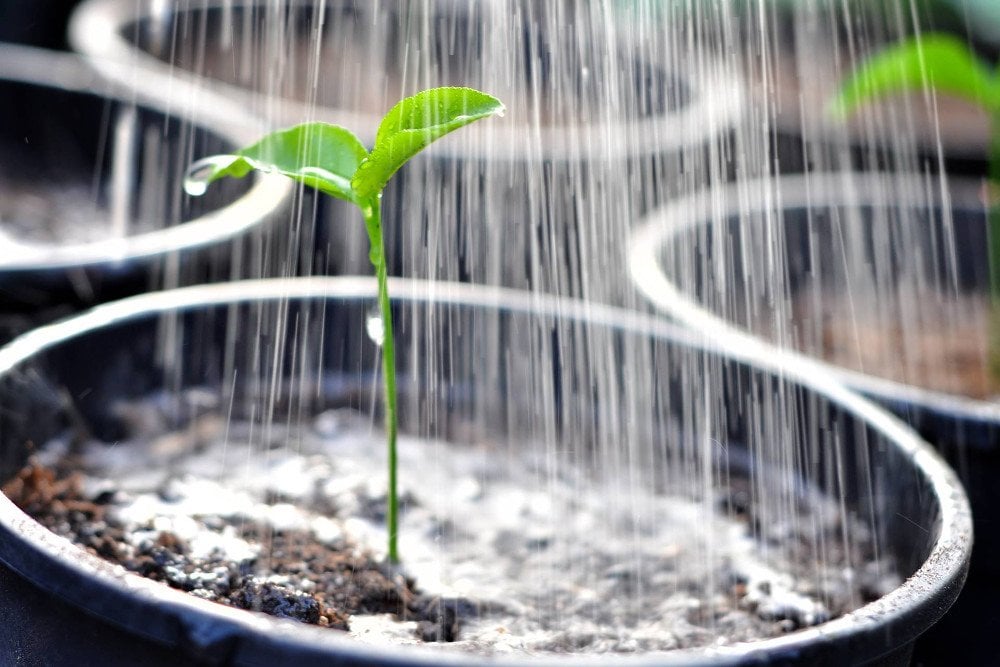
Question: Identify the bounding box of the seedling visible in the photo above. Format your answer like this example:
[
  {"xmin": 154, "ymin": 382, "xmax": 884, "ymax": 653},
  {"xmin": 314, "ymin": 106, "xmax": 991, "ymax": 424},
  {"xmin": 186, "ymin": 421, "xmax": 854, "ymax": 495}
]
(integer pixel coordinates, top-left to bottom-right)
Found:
[
  {"xmin": 832, "ymin": 33, "xmax": 1000, "ymax": 381},
  {"xmin": 184, "ymin": 87, "xmax": 504, "ymax": 563}
]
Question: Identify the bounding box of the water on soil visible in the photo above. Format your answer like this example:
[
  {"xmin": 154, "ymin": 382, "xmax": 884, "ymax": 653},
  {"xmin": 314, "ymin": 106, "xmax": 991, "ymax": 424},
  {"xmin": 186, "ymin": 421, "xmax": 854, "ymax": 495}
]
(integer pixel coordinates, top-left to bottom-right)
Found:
[{"xmin": 7, "ymin": 391, "xmax": 896, "ymax": 654}]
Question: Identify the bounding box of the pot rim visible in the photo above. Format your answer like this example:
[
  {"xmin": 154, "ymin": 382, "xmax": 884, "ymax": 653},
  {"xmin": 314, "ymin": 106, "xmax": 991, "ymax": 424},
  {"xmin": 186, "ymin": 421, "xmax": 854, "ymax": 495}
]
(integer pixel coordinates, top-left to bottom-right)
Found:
[
  {"xmin": 628, "ymin": 170, "xmax": 1000, "ymax": 425},
  {"xmin": 69, "ymin": 0, "xmax": 743, "ymax": 162},
  {"xmin": 0, "ymin": 43, "xmax": 290, "ymax": 272},
  {"xmin": 0, "ymin": 276, "xmax": 972, "ymax": 665}
]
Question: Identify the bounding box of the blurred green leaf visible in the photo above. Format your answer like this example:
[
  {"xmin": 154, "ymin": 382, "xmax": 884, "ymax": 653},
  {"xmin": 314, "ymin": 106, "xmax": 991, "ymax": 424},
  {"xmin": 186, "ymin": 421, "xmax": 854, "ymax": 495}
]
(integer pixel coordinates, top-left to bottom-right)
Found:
[{"xmin": 831, "ymin": 33, "xmax": 1000, "ymax": 118}]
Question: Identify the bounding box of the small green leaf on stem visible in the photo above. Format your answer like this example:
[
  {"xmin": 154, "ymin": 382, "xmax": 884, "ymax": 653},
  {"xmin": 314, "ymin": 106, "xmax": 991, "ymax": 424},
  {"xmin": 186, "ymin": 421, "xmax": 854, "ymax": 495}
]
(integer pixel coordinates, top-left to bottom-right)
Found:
[
  {"xmin": 185, "ymin": 123, "xmax": 368, "ymax": 203},
  {"xmin": 830, "ymin": 34, "xmax": 1000, "ymax": 119},
  {"xmin": 351, "ymin": 87, "xmax": 505, "ymax": 199}
]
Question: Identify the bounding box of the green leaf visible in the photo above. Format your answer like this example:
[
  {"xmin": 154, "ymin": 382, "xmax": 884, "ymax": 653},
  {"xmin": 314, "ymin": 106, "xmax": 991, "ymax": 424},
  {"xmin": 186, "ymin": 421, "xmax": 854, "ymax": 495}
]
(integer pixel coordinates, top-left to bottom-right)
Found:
[
  {"xmin": 351, "ymin": 87, "xmax": 504, "ymax": 199},
  {"xmin": 830, "ymin": 33, "xmax": 1000, "ymax": 118},
  {"xmin": 184, "ymin": 123, "xmax": 368, "ymax": 203}
]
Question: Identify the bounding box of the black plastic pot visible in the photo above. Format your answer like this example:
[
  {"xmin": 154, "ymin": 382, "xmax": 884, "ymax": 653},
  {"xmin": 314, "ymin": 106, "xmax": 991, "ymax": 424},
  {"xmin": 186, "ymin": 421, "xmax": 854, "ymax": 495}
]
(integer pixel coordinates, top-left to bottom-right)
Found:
[
  {"xmin": 628, "ymin": 170, "xmax": 996, "ymax": 662},
  {"xmin": 69, "ymin": 0, "xmax": 742, "ymax": 300},
  {"xmin": 0, "ymin": 44, "xmax": 290, "ymax": 319},
  {"xmin": 0, "ymin": 277, "xmax": 971, "ymax": 665}
]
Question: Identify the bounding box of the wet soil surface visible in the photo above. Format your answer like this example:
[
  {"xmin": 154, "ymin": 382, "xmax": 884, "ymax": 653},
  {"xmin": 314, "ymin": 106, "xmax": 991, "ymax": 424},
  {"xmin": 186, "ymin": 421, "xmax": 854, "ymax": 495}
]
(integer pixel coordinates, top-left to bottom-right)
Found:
[
  {"xmin": 0, "ymin": 181, "xmax": 107, "ymax": 248},
  {"xmin": 2, "ymin": 398, "xmax": 900, "ymax": 654},
  {"xmin": 785, "ymin": 292, "xmax": 998, "ymax": 400},
  {"xmin": 3, "ymin": 464, "xmax": 460, "ymax": 641}
]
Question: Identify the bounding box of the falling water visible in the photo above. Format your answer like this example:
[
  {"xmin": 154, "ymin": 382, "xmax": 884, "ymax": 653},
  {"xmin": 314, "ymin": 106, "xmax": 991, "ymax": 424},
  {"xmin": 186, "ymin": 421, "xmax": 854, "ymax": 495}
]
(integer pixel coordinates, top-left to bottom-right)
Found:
[
  {"xmin": 110, "ymin": 105, "xmax": 137, "ymax": 239},
  {"xmin": 13, "ymin": 0, "xmax": 983, "ymax": 654},
  {"xmin": 633, "ymin": 1, "xmax": 995, "ymax": 402}
]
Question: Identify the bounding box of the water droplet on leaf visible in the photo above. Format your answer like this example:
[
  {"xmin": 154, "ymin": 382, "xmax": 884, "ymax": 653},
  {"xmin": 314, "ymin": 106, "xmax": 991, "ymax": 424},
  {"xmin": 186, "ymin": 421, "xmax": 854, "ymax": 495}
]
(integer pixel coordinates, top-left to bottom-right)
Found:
[
  {"xmin": 183, "ymin": 178, "xmax": 208, "ymax": 197},
  {"xmin": 184, "ymin": 155, "xmax": 240, "ymax": 196}
]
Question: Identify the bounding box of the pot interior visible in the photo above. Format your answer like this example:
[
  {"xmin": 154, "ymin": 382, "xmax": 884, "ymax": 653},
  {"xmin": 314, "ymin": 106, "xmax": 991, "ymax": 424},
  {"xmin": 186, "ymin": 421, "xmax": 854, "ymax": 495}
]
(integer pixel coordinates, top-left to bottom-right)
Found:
[
  {"xmin": 657, "ymin": 175, "xmax": 993, "ymax": 399},
  {"xmin": 125, "ymin": 0, "xmax": 688, "ymax": 130},
  {"xmin": 0, "ymin": 286, "xmax": 945, "ymax": 593},
  {"xmin": 0, "ymin": 74, "xmax": 249, "ymax": 253}
]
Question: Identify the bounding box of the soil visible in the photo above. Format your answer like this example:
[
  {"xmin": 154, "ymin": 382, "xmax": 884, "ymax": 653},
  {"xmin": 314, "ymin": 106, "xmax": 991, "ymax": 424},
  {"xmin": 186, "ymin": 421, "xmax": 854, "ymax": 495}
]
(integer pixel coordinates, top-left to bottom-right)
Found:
[
  {"xmin": 3, "ymin": 396, "xmax": 899, "ymax": 655},
  {"xmin": 2, "ymin": 463, "xmax": 461, "ymax": 640},
  {"xmin": 780, "ymin": 291, "xmax": 999, "ymax": 400},
  {"xmin": 0, "ymin": 180, "xmax": 108, "ymax": 249}
]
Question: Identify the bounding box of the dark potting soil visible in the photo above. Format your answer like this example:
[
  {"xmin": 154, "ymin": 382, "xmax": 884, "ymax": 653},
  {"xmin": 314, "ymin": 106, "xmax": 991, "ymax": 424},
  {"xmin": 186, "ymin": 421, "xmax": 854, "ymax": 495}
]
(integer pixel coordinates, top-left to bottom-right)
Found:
[
  {"xmin": 784, "ymin": 292, "xmax": 998, "ymax": 400},
  {"xmin": 0, "ymin": 181, "xmax": 109, "ymax": 248},
  {"xmin": 2, "ymin": 464, "xmax": 462, "ymax": 641},
  {"xmin": 2, "ymin": 398, "xmax": 900, "ymax": 654}
]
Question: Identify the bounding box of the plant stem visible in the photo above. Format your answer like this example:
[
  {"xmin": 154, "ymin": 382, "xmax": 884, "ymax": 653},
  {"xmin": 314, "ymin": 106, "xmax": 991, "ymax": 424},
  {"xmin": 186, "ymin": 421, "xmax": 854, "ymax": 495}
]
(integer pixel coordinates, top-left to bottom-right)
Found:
[{"xmin": 362, "ymin": 195, "xmax": 399, "ymax": 564}]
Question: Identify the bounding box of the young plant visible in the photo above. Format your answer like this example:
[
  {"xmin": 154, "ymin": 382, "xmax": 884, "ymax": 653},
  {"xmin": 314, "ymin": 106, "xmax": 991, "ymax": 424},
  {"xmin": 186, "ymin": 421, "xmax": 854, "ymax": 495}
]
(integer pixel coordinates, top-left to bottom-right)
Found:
[
  {"xmin": 184, "ymin": 87, "xmax": 504, "ymax": 563},
  {"xmin": 831, "ymin": 33, "xmax": 1000, "ymax": 381}
]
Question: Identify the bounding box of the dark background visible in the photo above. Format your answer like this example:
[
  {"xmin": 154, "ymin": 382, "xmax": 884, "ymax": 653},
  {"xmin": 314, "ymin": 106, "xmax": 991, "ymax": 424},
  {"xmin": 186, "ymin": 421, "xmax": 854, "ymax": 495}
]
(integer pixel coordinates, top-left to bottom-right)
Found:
[{"xmin": 0, "ymin": 1, "xmax": 84, "ymax": 50}]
